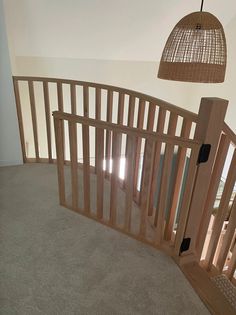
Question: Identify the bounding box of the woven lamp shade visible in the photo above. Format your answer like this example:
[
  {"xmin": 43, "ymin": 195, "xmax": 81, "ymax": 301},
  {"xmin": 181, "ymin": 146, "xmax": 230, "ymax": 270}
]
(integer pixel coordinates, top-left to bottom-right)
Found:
[{"xmin": 158, "ymin": 12, "xmax": 227, "ymax": 83}]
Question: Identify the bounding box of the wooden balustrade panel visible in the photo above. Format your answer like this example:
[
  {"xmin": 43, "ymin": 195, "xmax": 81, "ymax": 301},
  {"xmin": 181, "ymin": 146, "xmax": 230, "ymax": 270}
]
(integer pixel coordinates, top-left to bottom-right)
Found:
[
  {"xmin": 139, "ymin": 140, "xmax": 156, "ymax": 238},
  {"xmin": 216, "ymin": 196, "xmax": 236, "ymax": 272},
  {"xmin": 154, "ymin": 113, "xmax": 178, "ymax": 235},
  {"xmin": 164, "ymin": 119, "xmax": 192, "ymax": 241},
  {"xmin": 205, "ymin": 149, "xmax": 236, "ymax": 270},
  {"xmin": 174, "ymin": 147, "xmax": 199, "ymax": 255},
  {"xmin": 197, "ymin": 134, "xmax": 230, "ymax": 258},
  {"xmin": 148, "ymin": 108, "xmax": 166, "ymax": 216},
  {"xmin": 14, "ymin": 76, "xmax": 197, "ymax": 166},
  {"xmin": 52, "ymin": 110, "xmax": 200, "ymax": 257}
]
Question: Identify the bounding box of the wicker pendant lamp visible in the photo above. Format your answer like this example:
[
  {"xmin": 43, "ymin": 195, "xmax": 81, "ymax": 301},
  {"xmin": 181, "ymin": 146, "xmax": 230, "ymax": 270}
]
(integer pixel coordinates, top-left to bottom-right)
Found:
[{"xmin": 158, "ymin": 0, "xmax": 227, "ymax": 83}]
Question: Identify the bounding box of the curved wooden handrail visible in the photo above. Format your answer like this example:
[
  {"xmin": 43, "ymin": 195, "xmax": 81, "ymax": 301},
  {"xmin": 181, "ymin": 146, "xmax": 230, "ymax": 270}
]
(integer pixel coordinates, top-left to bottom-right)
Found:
[
  {"xmin": 53, "ymin": 111, "xmax": 200, "ymax": 148},
  {"xmin": 13, "ymin": 76, "xmax": 198, "ymax": 122}
]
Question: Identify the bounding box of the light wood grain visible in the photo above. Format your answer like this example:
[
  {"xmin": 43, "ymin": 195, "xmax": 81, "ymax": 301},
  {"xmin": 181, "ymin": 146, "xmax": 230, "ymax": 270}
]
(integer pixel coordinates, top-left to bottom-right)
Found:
[
  {"xmin": 96, "ymin": 128, "xmax": 104, "ymax": 219},
  {"xmin": 68, "ymin": 121, "xmax": 78, "ymax": 210},
  {"xmin": 53, "ymin": 111, "xmax": 199, "ymax": 147},
  {"xmin": 217, "ymin": 197, "xmax": 236, "ymax": 272},
  {"xmin": 183, "ymin": 98, "xmax": 228, "ymax": 255},
  {"xmin": 174, "ymin": 148, "xmax": 199, "ymax": 255},
  {"xmin": 110, "ymin": 131, "xmax": 122, "ymax": 225},
  {"xmin": 13, "ymin": 76, "xmax": 198, "ymax": 122},
  {"xmin": 139, "ymin": 141, "xmax": 155, "ymax": 238},
  {"xmin": 164, "ymin": 119, "xmax": 192, "ymax": 240},
  {"xmin": 182, "ymin": 262, "xmax": 236, "ymax": 315},
  {"xmin": 196, "ymin": 134, "xmax": 230, "ymax": 257},
  {"xmin": 28, "ymin": 81, "xmax": 39, "ymax": 161},
  {"xmin": 105, "ymin": 90, "xmax": 113, "ymax": 176},
  {"xmin": 227, "ymin": 243, "xmax": 236, "ymax": 280},
  {"xmin": 43, "ymin": 81, "xmax": 52, "ymax": 163},
  {"xmin": 133, "ymin": 99, "xmax": 145, "ymax": 197},
  {"xmin": 57, "ymin": 82, "xmax": 65, "ymax": 160},
  {"xmin": 54, "ymin": 118, "xmax": 66, "ymax": 205},
  {"xmin": 70, "ymin": 83, "xmax": 77, "ymax": 115},
  {"xmin": 148, "ymin": 108, "xmax": 166, "ymax": 216},
  {"xmin": 125, "ymin": 135, "xmax": 136, "ymax": 231},
  {"xmin": 205, "ymin": 149, "xmax": 236, "ymax": 270},
  {"xmin": 13, "ymin": 78, "xmax": 27, "ymax": 162},
  {"xmin": 154, "ymin": 113, "xmax": 178, "ymax": 238},
  {"xmin": 95, "ymin": 87, "xmax": 101, "ymax": 174}
]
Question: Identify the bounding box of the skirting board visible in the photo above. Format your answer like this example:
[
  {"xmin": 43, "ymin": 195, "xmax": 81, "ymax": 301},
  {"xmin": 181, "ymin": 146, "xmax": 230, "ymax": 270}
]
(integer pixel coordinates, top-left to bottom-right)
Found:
[{"xmin": 0, "ymin": 160, "xmax": 23, "ymax": 167}]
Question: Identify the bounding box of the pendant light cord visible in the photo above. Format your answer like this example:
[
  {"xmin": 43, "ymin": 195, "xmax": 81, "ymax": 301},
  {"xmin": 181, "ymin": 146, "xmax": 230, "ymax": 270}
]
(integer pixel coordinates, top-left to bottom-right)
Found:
[{"xmin": 200, "ymin": 0, "xmax": 204, "ymax": 12}]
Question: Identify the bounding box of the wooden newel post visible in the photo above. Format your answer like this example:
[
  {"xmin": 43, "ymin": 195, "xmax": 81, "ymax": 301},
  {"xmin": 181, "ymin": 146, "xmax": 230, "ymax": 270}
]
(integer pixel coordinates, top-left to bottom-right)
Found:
[{"xmin": 181, "ymin": 97, "xmax": 228, "ymax": 260}]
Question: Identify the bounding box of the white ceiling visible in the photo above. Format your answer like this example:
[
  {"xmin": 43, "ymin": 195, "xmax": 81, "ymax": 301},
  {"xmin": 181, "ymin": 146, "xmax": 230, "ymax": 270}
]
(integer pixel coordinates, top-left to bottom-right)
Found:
[{"xmin": 3, "ymin": 0, "xmax": 236, "ymax": 61}]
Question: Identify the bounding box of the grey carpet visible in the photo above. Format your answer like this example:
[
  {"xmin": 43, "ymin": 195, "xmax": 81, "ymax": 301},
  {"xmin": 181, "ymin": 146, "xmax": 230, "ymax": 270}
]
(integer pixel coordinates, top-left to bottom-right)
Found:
[{"xmin": 0, "ymin": 164, "xmax": 210, "ymax": 315}]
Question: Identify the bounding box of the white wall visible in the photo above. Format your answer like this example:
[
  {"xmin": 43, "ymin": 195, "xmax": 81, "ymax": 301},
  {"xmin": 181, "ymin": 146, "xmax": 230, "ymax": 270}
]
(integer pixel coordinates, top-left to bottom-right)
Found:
[{"xmin": 0, "ymin": 0, "xmax": 22, "ymax": 166}]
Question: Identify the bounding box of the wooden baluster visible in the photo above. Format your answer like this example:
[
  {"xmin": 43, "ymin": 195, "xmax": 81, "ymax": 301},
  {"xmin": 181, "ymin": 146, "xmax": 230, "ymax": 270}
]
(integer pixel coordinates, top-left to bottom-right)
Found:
[
  {"xmin": 217, "ymin": 197, "xmax": 236, "ymax": 272},
  {"xmin": 154, "ymin": 113, "xmax": 178, "ymax": 238},
  {"xmin": 28, "ymin": 81, "xmax": 39, "ymax": 161},
  {"xmin": 148, "ymin": 108, "xmax": 166, "ymax": 215},
  {"xmin": 82, "ymin": 86, "xmax": 90, "ymax": 213},
  {"xmin": 117, "ymin": 92, "xmax": 125, "ymax": 125},
  {"xmin": 139, "ymin": 103, "xmax": 156, "ymax": 203},
  {"xmin": 227, "ymin": 243, "xmax": 236, "ymax": 281},
  {"xmin": 133, "ymin": 99, "xmax": 145, "ymax": 197},
  {"xmin": 196, "ymin": 134, "xmax": 230, "ymax": 256},
  {"xmin": 13, "ymin": 79, "xmax": 27, "ymax": 163},
  {"xmin": 110, "ymin": 131, "xmax": 122, "ymax": 225},
  {"xmin": 105, "ymin": 90, "xmax": 113, "ymax": 177},
  {"xmin": 96, "ymin": 127, "xmax": 104, "ymax": 219},
  {"xmin": 123, "ymin": 95, "xmax": 136, "ymax": 188},
  {"xmin": 54, "ymin": 117, "xmax": 66, "ymax": 205},
  {"xmin": 205, "ymin": 149, "xmax": 236, "ymax": 270},
  {"xmin": 125, "ymin": 135, "xmax": 136, "ymax": 232},
  {"xmin": 57, "ymin": 82, "xmax": 65, "ymax": 160},
  {"xmin": 68, "ymin": 121, "xmax": 78, "ymax": 210},
  {"xmin": 139, "ymin": 141, "xmax": 156, "ymax": 238},
  {"xmin": 174, "ymin": 147, "xmax": 199, "ymax": 255},
  {"xmin": 127, "ymin": 95, "xmax": 136, "ymax": 127},
  {"xmin": 43, "ymin": 81, "xmax": 52, "ymax": 163},
  {"xmin": 164, "ymin": 119, "xmax": 192, "ymax": 241},
  {"xmin": 95, "ymin": 87, "xmax": 101, "ymax": 174},
  {"xmin": 70, "ymin": 83, "xmax": 77, "ymax": 115}
]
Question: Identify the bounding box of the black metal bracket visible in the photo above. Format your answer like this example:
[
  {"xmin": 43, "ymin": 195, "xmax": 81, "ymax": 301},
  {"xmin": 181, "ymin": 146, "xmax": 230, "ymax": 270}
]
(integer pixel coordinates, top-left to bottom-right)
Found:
[
  {"xmin": 180, "ymin": 238, "xmax": 191, "ymax": 254},
  {"xmin": 197, "ymin": 144, "xmax": 211, "ymax": 164}
]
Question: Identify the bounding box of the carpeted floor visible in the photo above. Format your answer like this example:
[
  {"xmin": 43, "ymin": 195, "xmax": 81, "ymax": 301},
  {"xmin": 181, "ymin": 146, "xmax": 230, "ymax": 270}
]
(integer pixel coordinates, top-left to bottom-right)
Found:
[{"xmin": 0, "ymin": 164, "xmax": 210, "ymax": 315}]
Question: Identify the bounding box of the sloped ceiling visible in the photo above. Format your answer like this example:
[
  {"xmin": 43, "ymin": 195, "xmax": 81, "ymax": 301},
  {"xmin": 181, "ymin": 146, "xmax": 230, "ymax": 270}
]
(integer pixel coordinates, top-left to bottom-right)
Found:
[{"xmin": 3, "ymin": 0, "xmax": 236, "ymax": 61}]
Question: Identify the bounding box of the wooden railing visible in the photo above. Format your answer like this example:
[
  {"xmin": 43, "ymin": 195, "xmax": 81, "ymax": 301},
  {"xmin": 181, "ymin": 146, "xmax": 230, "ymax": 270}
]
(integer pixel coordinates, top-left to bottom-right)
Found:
[
  {"xmin": 13, "ymin": 75, "xmax": 235, "ymax": 287},
  {"xmin": 13, "ymin": 76, "xmax": 197, "ymax": 163},
  {"xmin": 198, "ymin": 123, "xmax": 236, "ymax": 285},
  {"xmin": 53, "ymin": 110, "xmax": 200, "ymax": 253}
]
